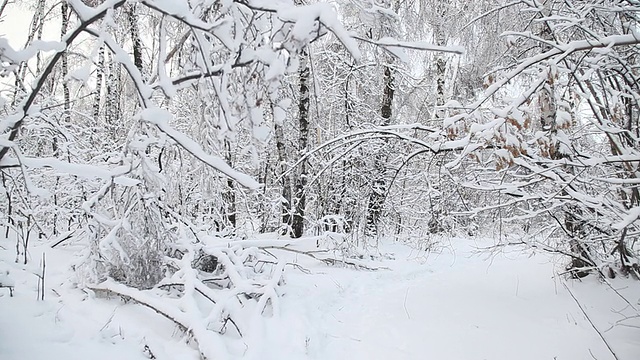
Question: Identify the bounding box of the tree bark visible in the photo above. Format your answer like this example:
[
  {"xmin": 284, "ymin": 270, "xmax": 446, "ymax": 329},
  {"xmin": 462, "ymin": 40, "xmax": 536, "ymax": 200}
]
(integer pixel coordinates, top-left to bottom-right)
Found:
[
  {"xmin": 105, "ymin": 51, "xmax": 121, "ymax": 135},
  {"xmin": 222, "ymin": 139, "xmax": 236, "ymax": 229},
  {"xmin": 291, "ymin": 49, "xmax": 310, "ymax": 238},
  {"xmin": 126, "ymin": 4, "xmax": 144, "ymax": 78},
  {"xmin": 93, "ymin": 45, "xmax": 105, "ymax": 121},
  {"xmin": 274, "ymin": 116, "xmax": 292, "ymax": 234},
  {"xmin": 433, "ymin": 0, "xmax": 447, "ymax": 120},
  {"xmin": 365, "ymin": 65, "xmax": 394, "ymax": 237},
  {"xmin": 61, "ymin": 2, "xmax": 70, "ymax": 125}
]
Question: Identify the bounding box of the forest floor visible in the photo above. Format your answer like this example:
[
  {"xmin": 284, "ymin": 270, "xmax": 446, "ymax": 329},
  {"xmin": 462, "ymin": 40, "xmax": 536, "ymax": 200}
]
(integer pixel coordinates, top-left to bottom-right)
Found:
[{"xmin": 1, "ymin": 235, "xmax": 639, "ymax": 360}]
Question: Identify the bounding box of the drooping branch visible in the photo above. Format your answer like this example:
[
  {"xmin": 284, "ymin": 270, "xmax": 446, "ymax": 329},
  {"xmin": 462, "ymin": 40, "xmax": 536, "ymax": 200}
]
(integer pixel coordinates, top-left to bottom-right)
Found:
[{"xmin": 0, "ymin": 0, "xmax": 127, "ymax": 162}]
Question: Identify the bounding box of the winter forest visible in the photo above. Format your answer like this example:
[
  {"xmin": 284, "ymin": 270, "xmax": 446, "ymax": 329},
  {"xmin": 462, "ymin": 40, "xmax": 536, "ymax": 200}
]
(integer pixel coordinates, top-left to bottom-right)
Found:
[{"xmin": 0, "ymin": 0, "xmax": 639, "ymax": 359}]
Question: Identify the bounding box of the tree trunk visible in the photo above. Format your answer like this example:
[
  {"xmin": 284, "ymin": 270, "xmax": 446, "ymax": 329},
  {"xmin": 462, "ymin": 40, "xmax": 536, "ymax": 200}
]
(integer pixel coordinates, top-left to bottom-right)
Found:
[
  {"xmin": 291, "ymin": 49, "xmax": 310, "ymax": 238},
  {"xmin": 34, "ymin": 0, "xmax": 45, "ymax": 73},
  {"xmin": 53, "ymin": 1, "xmax": 71, "ymax": 236},
  {"xmin": 222, "ymin": 139, "xmax": 236, "ymax": 229},
  {"xmin": 433, "ymin": 0, "xmax": 447, "ymax": 120},
  {"xmin": 61, "ymin": 2, "xmax": 70, "ymax": 125},
  {"xmin": 537, "ymin": 9, "xmax": 593, "ymax": 276},
  {"xmin": 126, "ymin": 4, "xmax": 144, "ymax": 78},
  {"xmin": 365, "ymin": 65, "xmax": 394, "ymax": 237},
  {"xmin": 105, "ymin": 52, "xmax": 121, "ymax": 136},
  {"xmin": 12, "ymin": 0, "xmax": 45, "ymax": 106},
  {"xmin": 274, "ymin": 117, "xmax": 292, "ymax": 235},
  {"xmin": 94, "ymin": 45, "xmax": 105, "ymax": 122}
]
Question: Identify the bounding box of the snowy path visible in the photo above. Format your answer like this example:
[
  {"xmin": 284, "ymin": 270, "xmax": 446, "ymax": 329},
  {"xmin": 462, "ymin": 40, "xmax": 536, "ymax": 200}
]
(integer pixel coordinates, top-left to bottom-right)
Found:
[{"xmin": 276, "ymin": 241, "xmax": 640, "ymax": 360}]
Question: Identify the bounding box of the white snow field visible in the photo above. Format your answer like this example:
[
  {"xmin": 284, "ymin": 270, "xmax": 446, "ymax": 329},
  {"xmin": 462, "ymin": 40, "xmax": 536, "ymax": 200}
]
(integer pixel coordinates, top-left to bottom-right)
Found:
[{"xmin": 1, "ymin": 237, "xmax": 639, "ymax": 360}]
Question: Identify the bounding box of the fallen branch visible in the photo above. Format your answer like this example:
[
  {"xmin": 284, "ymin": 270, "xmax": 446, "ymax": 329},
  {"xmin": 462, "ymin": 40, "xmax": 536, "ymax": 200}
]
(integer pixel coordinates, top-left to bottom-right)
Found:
[
  {"xmin": 262, "ymin": 245, "xmax": 389, "ymax": 271},
  {"xmin": 562, "ymin": 282, "xmax": 620, "ymax": 360},
  {"xmin": 90, "ymin": 280, "xmax": 225, "ymax": 360}
]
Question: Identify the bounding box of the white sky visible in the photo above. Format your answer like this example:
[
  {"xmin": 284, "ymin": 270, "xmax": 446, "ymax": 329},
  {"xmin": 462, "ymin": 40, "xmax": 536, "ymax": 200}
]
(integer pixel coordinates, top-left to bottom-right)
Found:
[
  {"xmin": 0, "ymin": 3, "xmax": 64, "ymax": 95},
  {"xmin": 0, "ymin": 2, "xmax": 60, "ymax": 48}
]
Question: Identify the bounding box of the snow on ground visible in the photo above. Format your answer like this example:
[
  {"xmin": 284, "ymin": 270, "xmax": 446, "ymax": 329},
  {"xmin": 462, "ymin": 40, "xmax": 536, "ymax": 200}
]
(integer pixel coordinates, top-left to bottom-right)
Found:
[
  {"xmin": 0, "ymin": 239, "xmax": 199, "ymax": 360},
  {"xmin": 276, "ymin": 239, "xmax": 640, "ymax": 360},
  {"xmin": 1, "ymin": 236, "xmax": 639, "ymax": 360}
]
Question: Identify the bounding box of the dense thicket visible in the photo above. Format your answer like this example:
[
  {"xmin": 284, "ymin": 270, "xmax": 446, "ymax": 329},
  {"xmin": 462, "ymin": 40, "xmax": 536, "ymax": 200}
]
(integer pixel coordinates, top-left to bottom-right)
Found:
[{"xmin": 0, "ymin": 0, "xmax": 638, "ymax": 306}]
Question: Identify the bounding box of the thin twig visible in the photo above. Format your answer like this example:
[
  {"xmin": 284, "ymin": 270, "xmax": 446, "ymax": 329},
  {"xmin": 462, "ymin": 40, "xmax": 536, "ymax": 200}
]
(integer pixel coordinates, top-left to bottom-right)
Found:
[
  {"xmin": 563, "ymin": 282, "xmax": 620, "ymax": 360},
  {"xmin": 403, "ymin": 287, "xmax": 411, "ymax": 320},
  {"xmin": 261, "ymin": 245, "xmax": 388, "ymax": 271}
]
